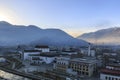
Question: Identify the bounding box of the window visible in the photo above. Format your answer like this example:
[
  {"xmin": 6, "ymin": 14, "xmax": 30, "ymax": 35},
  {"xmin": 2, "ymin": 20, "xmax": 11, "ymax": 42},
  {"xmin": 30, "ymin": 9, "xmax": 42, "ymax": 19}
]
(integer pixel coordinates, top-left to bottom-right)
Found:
[
  {"xmin": 109, "ymin": 77, "xmax": 111, "ymax": 80},
  {"xmin": 115, "ymin": 78, "xmax": 118, "ymax": 80},
  {"xmin": 86, "ymin": 68, "xmax": 88, "ymax": 71},
  {"xmin": 86, "ymin": 72, "xmax": 88, "ymax": 75},
  {"xmin": 112, "ymin": 77, "xmax": 114, "ymax": 80},
  {"xmin": 82, "ymin": 72, "xmax": 84, "ymax": 75},
  {"xmin": 105, "ymin": 76, "xmax": 107, "ymax": 80}
]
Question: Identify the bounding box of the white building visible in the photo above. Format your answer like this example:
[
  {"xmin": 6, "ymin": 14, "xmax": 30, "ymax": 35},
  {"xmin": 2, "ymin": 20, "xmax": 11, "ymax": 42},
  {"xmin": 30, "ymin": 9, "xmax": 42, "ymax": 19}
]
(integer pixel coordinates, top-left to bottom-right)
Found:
[
  {"xmin": 39, "ymin": 56, "xmax": 55, "ymax": 64},
  {"xmin": 80, "ymin": 48, "xmax": 88, "ymax": 54},
  {"xmin": 100, "ymin": 64, "xmax": 120, "ymax": 80},
  {"xmin": 88, "ymin": 43, "xmax": 96, "ymax": 57},
  {"xmin": 90, "ymin": 50, "xmax": 96, "ymax": 57},
  {"xmin": 80, "ymin": 44, "xmax": 96, "ymax": 57},
  {"xmin": 0, "ymin": 57, "xmax": 6, "ymax": 62},
  {"xmin": 53, "ymin": 56, "xmax": 71, "ymax": 72},
  {"xmin": 23, "ymin": 50, "xmax": 41, "ymax": 60},
  {"xmin": 35, "ymin": 45, "xmax": 50, "ymax": 52},
  {"xmin": 29, "ymin": 53, "xmax": 59, "ymax": 64}
]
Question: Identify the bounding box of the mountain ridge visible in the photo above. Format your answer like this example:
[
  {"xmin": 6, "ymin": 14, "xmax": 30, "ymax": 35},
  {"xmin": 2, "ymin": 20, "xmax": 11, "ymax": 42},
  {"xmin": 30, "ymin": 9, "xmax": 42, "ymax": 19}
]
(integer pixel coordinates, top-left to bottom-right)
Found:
[
  {"xmin": 77, "ymin": 27, "xmax": 120, "ymax": 45},
  {"xmin": 0, "ymin": 21, "xmax": 88, "ymax": 47}
]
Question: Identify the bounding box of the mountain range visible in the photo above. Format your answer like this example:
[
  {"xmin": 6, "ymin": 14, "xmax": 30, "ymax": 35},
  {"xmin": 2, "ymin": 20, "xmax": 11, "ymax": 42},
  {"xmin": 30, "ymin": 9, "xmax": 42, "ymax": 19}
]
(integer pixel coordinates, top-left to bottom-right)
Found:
[
  {"xmin": 0, "ymin": 21, "xmax": 88, "ymax": 47},
  {"xmin": 78, "ymin": 27, "xmax": 120, "ymax": 45}
]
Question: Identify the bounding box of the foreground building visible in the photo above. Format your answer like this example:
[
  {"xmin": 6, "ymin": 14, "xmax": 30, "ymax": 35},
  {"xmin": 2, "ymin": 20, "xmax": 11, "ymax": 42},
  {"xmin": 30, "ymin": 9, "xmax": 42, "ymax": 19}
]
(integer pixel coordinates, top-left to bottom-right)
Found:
[
  {"xmin": 100, "ymin": 64, "xmax": 120, "ymax": 80},
  {"xmin": 69, "ymin": 57, "xmax": 97, "ymax": 77},
  {"xmin": 54, "ymin": 57, "xmax": 98, "ymax": 77}
]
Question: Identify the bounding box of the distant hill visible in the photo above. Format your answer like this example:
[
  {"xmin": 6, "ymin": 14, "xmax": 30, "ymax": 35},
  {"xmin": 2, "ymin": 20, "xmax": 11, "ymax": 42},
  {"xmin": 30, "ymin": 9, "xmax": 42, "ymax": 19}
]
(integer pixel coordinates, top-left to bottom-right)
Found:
[
  {"xmin": 77, "ymin": 27, "xmax": 120, "ymax": 45},
  {"xmin": 0, "ymin": 21, "xmax": 88, "ymax": 47}
]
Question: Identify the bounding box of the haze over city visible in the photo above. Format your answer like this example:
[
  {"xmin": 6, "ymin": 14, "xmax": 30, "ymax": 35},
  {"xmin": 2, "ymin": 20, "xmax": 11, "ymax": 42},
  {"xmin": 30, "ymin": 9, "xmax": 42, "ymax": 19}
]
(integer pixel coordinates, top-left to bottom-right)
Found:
[{"xmin": 0, "ymin": 0, "xmax": 120, "ymax": 37}]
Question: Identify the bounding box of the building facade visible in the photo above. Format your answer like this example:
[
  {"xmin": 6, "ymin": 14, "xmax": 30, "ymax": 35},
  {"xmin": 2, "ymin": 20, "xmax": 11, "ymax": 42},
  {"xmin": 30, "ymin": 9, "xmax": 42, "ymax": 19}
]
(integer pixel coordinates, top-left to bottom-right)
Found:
[
  {"xmin": 69, "ymin": 57, "xmax": 97, "ymax": 77},
  {"xmin": 23, "ymin": 50, "xmax": 41, "ymax": 60},
  {"xmin": 54, "ymin": 57, "xmax": 70, "ymax": 72},
  {"xmin": 100, "ymin": 64, "xmax": 120, "ymax": 80},
  {"xmin": 54, "ymin": 57, "xmax": 97, "ymax": 77}
]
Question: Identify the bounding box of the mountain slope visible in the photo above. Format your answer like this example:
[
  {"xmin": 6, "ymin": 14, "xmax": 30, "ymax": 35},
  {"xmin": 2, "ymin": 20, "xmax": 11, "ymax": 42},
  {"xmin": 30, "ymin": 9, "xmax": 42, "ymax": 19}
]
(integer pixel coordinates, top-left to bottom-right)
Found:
[
  {"xmin": 77, "ymin": 27, "xmax": 120, "ymax": 45},
  {"xmin": 0, "ymin": 21, "xmax": 88, "ymax": 47}
]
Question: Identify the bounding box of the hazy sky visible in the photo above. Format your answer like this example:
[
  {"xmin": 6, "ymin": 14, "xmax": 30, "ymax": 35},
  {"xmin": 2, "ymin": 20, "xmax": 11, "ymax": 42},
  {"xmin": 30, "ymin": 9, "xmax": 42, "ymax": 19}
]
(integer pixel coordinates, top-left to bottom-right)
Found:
[{"xmin": 0, "ymin": 0, "xmax": 120, "ymax": 37}]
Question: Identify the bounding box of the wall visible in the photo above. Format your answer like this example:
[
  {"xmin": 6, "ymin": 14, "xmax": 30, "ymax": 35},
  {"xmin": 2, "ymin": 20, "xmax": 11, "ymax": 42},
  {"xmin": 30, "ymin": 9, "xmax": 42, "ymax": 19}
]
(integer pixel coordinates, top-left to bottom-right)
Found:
[{"xmin": 100, "ymin": 73, "xmax": 120, "ymax": 80}]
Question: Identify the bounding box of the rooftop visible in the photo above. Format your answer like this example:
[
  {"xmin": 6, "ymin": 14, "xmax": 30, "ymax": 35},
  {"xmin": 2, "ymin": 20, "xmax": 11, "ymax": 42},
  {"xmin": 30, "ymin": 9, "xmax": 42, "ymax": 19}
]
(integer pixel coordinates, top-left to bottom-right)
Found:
[
  {"xmin": 101, "ymin": 68, "xmax": 120, "ymax": 76},
  {"xmin": 35, "ymin": 45, "xmax": 49, "ymax": 48},
  {"xmin": 62, "ymin": 50, "xmax": 76, "ymax": 52},
  {"xmin": 29, "ymin": 53, "xmax": 66, "ymax": 57},
  {"xmin": 24, "ymin": 50, "xmax": 41, "ymax": 52},
  {"xmin": 70, "ymin": 57, "xmax": 97, "ymax": 64},
  {"xmin": 107, "ymin": 63, "xmax": 120, "ymax": 68}
]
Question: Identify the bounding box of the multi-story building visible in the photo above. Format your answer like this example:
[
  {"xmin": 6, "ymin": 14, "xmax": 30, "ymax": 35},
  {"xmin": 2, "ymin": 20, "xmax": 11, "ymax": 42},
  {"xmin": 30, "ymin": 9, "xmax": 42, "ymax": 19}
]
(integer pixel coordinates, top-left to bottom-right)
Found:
[
  {"xmin": 54, "ymin": 57, "xmax": 98, "ymax": 77},
  {"xmin": 29, "ymin": 53, "xmax": 58, "ymax": 64},
  {"xmin": 23, "ymin": 50, "xmax": 41, "ymax": 60},
  {"xmin": 53, "ymin": 56, "xmax": 70, "ymax": 72},
  {"xmin": 100, "ymin": 64, "xmax": 120, "ymax": 80},
  {"xmin": 69, "ymin": 57, "xmax": 97, "ymax": 77}
]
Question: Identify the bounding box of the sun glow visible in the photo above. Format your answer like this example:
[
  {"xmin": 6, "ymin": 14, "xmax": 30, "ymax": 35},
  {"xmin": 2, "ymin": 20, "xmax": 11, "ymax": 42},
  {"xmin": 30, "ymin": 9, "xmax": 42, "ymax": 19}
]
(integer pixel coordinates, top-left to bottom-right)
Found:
[
  {"xmin": 0, "ymin": 15, "xmax": 6, "ymax": 21},
  {"xmin": 0, "ymin": 12, "xmax": 14, "ymax": 24}
]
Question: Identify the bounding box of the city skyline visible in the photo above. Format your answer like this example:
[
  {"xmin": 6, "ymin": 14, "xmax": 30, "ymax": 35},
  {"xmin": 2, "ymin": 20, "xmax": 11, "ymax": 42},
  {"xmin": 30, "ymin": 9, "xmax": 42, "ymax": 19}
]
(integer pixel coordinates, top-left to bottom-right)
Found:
[{"xmin": 0, "ymin": 0, "xmax": 120, "ymax": 37}]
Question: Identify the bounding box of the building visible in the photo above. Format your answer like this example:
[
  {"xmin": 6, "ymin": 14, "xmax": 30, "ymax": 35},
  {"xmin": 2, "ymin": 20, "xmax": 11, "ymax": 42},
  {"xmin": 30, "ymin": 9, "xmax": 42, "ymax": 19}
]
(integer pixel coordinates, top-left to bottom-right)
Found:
[
  {"xmin": 54, "ymin": 56, "xmax": 98, "ymax": 77},
  {"xmin": 23, "ymin": 50, "xmax": 41, "ymax": 60},
  {"xmin": 53, "ymin": 56, "xmax": 70, "ymax": 72},
  {"xmin": 61, "ymin": 50, "xmax": 77, "ymax": 55},
  {"xmin": 35, "ymin": 45, "xmax": 50, "ymax": 52},
  {"xmin": 100, "ymin": 64, "xmax": 120, "ymax": 80},
  {"xmin": 0, "ymin": 57, "xmax": 6, "ymax": 62},
  {"xmin": 102, "ymin": 53, "xmax": 119, "ymax": 66},
  {"xmin": 80, "ymin": 48, "xmax": 88, "ymax": 55},
  {"xmin": 29, "ymin": 53, "xmax": 60, "ymax": 64},
  {"xmin": 88, "ymin": 43, "xmax": 96, "ymax": 57},
  {"xmin": 80, "ymin": 44, "xmax": 96, "ymax": 57},
  {"xmin": 69, "ymin": 57, "xmax": 97, "ymax": 77},
  {"xmin": 28, "ymin": 54, "xmax": 44, "ymax": 65},
  {"xmin": 90, "ymin": 50, "xmax": 96, "ymax": 57}
]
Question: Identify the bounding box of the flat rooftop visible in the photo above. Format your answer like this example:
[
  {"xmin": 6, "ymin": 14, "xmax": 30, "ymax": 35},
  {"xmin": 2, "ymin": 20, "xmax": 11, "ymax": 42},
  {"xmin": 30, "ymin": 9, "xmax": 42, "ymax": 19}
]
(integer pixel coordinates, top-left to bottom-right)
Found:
[{"xmin": 70, "ymin": 57, "xmax": 97, "ymax": 64}]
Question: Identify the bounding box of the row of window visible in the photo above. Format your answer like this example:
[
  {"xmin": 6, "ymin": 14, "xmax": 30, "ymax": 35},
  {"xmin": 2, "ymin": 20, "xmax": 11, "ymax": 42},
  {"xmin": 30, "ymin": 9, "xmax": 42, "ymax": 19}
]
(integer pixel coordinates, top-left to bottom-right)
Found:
[
  {"xmin": 105, "ymin": 76, "xmax": 120, "ymax": 80},
  {"xmin": 70, "ymin": 64, "xmax": 89, "ymax": 68},
  {"xmin": 73, "ymin": 70, "xmax": 89, "ymax": 75},
  {"xmin": 70, "ymin": 66, "xmax": 88, "ymax": 71},
  {"xmin": 57, "ymin": 62, "xmax": 67, "ymax": 65},
  {"xmin": 72, "ymin": 67, "xmax": 89, "ymax": 72}
]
